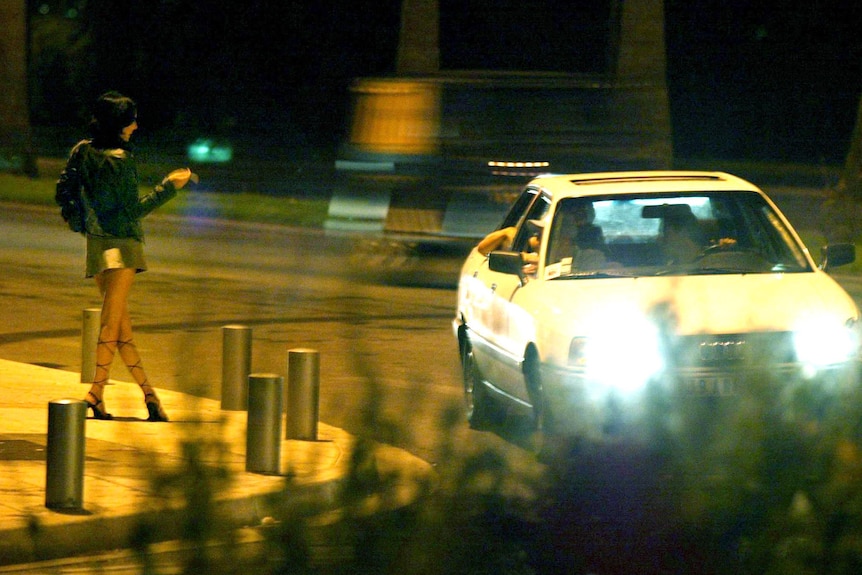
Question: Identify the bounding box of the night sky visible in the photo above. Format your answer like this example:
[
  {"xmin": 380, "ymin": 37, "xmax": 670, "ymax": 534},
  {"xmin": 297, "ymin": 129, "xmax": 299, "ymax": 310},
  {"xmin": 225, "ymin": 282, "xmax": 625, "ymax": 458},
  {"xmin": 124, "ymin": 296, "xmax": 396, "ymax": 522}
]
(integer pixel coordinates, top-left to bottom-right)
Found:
[
  {"xmin": 30, "ymin": 0, "xmax": 862, "ymax": 163},
  {"xmin": 665, "ymin": 0, "xmax": 861, "ymax": 163}
]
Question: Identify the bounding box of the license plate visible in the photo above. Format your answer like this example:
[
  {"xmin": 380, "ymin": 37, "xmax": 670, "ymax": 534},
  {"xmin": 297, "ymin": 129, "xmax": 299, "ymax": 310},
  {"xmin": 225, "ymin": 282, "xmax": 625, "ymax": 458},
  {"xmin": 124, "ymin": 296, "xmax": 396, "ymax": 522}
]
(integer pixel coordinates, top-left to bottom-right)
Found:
[{"xmin": 682, "ymin": 376, "xmax": 739, "ymax": 397}]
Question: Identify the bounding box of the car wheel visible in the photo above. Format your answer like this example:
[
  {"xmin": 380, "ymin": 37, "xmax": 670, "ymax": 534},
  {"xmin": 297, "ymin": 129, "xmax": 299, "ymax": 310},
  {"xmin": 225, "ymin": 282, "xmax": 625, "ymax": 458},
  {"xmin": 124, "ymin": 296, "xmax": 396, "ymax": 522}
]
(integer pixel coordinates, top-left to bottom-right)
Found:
[
  {"xmin": 462, "ymin": 345, "xmax": 498, "ymax": 429},
  {"xmin": 523, "ymin": 352, "xmax": 551, "ymax": 431}
]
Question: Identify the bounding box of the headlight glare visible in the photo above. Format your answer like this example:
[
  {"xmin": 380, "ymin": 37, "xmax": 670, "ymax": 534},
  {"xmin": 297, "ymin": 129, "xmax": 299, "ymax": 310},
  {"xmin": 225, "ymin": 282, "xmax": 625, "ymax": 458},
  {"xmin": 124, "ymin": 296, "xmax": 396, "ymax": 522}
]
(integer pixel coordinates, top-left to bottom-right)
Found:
[
  {"xmin": 568, "ymin": 313, "xmax": 664, "ymax": 395},
  {"xmin": 793, "ymin": 315, "xmax": 859, "ymax": 372}
]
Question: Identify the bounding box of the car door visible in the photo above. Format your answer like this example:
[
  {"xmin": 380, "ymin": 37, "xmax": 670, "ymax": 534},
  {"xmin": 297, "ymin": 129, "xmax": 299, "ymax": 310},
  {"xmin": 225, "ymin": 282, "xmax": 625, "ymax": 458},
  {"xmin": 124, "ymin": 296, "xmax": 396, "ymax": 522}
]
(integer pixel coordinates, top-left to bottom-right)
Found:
[
  {"xmin": 459, "ymin": 186, "xmax": 543, "ymax": 331},
  {"xmin": 458, "ymin": 186, "xmax": 542, "ymax": 279},
  {"xmin": 469, "ymin": 190, "xmax": 551, "ymax": 401}
]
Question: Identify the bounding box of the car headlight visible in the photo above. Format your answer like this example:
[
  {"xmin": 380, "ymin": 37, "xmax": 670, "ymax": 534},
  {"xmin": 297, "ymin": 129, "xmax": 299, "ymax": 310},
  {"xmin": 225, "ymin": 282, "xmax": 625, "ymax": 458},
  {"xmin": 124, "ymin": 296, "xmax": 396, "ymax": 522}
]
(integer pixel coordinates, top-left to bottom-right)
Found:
[
  {"xmin": 568, "ymin": 310, "xmax": 664, "ymax": 395},
  {"xmin": 793, "ymin": 315, "xmax": 859, "ymax": 376}
]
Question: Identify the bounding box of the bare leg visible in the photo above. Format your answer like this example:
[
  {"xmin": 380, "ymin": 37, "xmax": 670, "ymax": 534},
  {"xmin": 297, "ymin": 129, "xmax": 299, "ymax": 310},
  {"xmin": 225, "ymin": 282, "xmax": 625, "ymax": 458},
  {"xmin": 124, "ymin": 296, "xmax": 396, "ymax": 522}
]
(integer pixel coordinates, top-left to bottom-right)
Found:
[
  {"xmin": 84, "ymin": 268, "xmax": 168, "ymax": 421},
  {"xmin": 110, "ymin": 275, "xmax": 169, "ymax": 421},
  {"xmin": 84, "ymin": 268, "xmax": 136, "ymax": 418},
  {"xmin": 115, "ymin": 312, "xmax": 150, "ymax": 388},
  {"xmin": 116, "ymin": 332, "xmax": 168, "ymax": 421}
]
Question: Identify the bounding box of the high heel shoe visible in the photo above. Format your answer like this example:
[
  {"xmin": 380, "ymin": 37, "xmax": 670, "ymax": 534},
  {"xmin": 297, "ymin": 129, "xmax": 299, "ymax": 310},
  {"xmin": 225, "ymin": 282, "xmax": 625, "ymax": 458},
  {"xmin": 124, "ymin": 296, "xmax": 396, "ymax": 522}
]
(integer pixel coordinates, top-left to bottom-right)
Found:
[
  {"xmin": 85, "ymin": 392, "xmax": 113, "ymax": 420},
  {"xmin": 144, "ymin": 392, "xmax": 169, "ymax": 422}
]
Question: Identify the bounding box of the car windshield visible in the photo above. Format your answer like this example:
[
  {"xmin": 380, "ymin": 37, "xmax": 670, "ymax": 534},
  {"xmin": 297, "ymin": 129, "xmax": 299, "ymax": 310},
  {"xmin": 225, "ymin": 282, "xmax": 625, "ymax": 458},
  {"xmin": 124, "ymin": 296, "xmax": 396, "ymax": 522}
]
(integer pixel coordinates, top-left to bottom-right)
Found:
[{"xmin": 543, "ymin": 192, "xmax": 812, "ymax": 279}]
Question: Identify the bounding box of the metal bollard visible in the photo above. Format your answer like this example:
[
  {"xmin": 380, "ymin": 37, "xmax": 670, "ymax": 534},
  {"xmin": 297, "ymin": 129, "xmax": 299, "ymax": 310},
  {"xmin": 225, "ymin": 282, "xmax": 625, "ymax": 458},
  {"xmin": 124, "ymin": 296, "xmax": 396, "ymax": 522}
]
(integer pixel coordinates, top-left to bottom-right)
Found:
[
  {"xmin": 246, "ymin": 373, "xmax": 283, "ymax": 474},
  {"xmin": 81, "ymin": 308, "xmax": 101, "ymax": 383},
  {"xmin": 45, "ymin": 399, "xmax": 87, "ymax": 509},
  {"xmin": 221, "ymin": 325, "xmax": 252, "ymax": 410},
  {"xmin": 286, "ymin": 348, "xmax": 319, "ymax": 441}
]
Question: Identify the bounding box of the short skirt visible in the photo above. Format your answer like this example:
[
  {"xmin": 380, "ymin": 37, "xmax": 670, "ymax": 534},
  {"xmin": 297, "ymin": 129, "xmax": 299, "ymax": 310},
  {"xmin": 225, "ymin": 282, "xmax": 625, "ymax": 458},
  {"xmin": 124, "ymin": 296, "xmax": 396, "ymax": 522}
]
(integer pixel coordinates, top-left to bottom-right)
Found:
[{"xmin": 85, "ymin": 235, "xmax": 147, "ymax": 278}]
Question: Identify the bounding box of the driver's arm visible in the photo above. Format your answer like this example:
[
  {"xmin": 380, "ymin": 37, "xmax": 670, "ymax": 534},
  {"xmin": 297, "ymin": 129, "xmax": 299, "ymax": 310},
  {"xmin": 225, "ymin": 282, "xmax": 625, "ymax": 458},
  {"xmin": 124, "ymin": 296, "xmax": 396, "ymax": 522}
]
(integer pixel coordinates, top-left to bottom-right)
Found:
[{"xmin": 477, "ymin": 226, "xmax": 517, "ymax": 256}]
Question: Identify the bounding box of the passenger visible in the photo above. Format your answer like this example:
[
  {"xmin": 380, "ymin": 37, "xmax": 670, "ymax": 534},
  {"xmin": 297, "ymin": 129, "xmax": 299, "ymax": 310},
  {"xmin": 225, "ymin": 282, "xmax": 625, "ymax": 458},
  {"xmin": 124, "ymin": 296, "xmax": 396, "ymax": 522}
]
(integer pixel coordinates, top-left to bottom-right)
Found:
[{"xmin": 661, "ymin": 207, "xmax": 705, "ymax": 264}]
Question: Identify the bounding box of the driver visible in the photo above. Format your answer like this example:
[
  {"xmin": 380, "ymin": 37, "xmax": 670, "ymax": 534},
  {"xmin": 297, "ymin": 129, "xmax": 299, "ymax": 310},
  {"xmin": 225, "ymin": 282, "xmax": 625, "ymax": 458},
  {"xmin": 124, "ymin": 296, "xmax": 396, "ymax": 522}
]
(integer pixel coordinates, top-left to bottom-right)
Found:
[
  {"xmin": 661, "ymin": 209, "xmax": 706, "ymax": 264},
  {"xmin": 477, "ymin": 226, "xmax": 517, "ymax": 256},
  {"xmin": 549, "ymin": 202, "xmax": 607, "ymax": 264}
]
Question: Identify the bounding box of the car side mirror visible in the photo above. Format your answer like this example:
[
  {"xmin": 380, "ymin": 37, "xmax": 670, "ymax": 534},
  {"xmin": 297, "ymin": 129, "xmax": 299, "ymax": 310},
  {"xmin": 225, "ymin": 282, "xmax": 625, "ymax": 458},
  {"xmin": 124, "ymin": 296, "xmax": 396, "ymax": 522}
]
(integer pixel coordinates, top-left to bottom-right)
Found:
[
  {"xmin": 489, "ymin": 251, "xmax": 526, "ymax": 280},
  {"xmin": 820, "ymin": 243, "xmax": 855, "ymax": 270}
]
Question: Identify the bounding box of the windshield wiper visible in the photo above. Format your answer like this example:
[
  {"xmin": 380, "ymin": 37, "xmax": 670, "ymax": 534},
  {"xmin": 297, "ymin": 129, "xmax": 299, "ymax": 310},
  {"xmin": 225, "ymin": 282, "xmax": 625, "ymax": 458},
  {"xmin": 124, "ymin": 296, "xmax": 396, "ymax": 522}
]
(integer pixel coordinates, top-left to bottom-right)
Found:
[
  {"xmin": 653, "ymin": 264, "xmax": 766, "ymax": 276},
  {"xmin": 553, "ymin": 270, "xmax": 637, "ymax": 279},
  {"xmin": 687, "ymin": 267, "xmax": 755, "ymax": 275}
]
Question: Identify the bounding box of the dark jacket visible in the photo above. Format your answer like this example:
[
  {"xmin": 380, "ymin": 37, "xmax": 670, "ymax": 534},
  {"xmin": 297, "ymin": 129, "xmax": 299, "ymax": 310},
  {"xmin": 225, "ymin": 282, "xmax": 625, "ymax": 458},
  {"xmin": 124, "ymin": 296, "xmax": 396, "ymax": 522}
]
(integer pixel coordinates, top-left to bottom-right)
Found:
[{"xmin": 56, "ymin": 140, "xmax": 177, "ymax": 241}]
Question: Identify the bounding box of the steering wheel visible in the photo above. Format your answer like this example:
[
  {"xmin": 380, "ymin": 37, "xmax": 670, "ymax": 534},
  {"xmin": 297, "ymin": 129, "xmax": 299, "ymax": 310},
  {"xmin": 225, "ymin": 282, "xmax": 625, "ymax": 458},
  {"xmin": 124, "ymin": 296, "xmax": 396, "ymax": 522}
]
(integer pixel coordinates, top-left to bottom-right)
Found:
[
  {"xmin": 696, "ymin": 239, "xmax": 751, "ymax": 257},
  {"xmin": 695, "ymin": 241, "xmax": 771, "ymax": 270}
]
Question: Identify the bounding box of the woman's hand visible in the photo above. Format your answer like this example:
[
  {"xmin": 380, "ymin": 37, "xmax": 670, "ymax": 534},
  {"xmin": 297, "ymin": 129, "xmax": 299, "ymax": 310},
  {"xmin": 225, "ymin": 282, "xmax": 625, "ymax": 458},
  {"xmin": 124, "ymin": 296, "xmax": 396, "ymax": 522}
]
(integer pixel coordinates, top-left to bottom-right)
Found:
[{"xmin": 164, "ymin": 168, "xmax": 199, "ymax": 190}]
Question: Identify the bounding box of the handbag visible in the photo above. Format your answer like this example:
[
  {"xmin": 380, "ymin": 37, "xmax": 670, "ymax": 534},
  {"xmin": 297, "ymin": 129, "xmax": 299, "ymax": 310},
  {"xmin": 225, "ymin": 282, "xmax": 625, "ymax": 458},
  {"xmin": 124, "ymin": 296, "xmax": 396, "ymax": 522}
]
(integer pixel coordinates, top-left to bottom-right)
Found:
[{"xmin": 55, "ymin": 143, "xmax": 87, "ymax": 233}]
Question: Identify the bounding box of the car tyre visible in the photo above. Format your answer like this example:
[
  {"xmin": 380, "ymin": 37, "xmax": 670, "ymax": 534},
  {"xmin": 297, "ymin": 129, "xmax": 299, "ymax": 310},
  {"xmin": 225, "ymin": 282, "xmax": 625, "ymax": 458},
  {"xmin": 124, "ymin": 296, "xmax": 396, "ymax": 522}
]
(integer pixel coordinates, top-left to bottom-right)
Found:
[{"xmin": 463, "ymin": 345, "xmax": 499, "ymax": 429}]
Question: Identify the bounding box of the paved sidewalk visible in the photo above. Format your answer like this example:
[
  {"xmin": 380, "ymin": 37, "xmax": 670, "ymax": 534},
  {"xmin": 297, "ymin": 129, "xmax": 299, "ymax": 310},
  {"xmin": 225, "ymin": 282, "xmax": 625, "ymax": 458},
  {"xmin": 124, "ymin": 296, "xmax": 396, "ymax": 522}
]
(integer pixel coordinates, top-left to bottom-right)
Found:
[{"xmin": 0, "ymin": 359, "xmax": 434, "ymax": 567}]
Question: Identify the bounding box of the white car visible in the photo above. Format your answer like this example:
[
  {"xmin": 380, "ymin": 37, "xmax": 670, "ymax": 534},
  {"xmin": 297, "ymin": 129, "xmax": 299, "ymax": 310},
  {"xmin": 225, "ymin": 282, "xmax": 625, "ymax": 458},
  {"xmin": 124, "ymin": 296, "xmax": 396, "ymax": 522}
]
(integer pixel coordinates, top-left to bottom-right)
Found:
[{"xmin": 453, "ymin": 171, "xmax": 860, "ymax": 440}]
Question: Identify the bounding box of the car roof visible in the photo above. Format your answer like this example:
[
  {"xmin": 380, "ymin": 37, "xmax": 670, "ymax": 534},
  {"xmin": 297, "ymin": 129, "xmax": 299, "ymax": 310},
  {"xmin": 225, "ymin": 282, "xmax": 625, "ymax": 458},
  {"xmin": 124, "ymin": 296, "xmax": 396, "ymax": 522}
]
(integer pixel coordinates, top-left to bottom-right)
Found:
[{"xmin": 531, "ymin": 171, "xmax": 763, "ymax": 199}]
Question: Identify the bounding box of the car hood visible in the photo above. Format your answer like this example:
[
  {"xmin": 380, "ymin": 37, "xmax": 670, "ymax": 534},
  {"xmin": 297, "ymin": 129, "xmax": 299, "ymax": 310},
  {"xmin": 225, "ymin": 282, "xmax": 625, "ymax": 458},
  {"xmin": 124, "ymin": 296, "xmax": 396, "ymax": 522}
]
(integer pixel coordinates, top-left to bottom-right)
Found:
[{"xmin": 533, "ymin": 271, "xmax": 858, "ymax": 335}]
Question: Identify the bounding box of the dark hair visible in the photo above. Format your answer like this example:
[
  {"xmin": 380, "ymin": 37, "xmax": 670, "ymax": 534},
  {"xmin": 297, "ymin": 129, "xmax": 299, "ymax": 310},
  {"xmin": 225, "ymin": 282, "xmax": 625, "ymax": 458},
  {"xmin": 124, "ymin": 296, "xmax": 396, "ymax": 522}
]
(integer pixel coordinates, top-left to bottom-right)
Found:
[{"xmin": 89, "ymin": 91, "xmax": 137, "ymax": 147}]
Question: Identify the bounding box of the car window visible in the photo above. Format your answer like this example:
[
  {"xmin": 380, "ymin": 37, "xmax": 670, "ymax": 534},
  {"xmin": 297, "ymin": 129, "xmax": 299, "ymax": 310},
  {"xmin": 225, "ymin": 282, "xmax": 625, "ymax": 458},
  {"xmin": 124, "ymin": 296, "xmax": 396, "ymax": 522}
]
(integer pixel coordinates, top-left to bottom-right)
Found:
[
  {"xmin": 474, "ymin": 187, "xmax": 550, "ymax": 259},
  {"xmin": 544, "ymin": 191, "xmax": 811, "ymax": 278},
  {"xmin": 498, "ymin": 186, "xmax": 542, "ymax": 230},
  {"xmin": 512, "ymin": 193, "xmax": 551, "ymax": 253}
]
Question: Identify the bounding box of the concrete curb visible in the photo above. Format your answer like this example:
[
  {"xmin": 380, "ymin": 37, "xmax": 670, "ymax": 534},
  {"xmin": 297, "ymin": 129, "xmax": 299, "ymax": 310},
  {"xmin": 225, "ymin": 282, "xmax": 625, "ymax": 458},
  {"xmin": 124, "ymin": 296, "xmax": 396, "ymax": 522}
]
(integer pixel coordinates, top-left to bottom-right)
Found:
[{"xmin": 0, "ymin": 359, "xmax": 436, "ymax": 567}]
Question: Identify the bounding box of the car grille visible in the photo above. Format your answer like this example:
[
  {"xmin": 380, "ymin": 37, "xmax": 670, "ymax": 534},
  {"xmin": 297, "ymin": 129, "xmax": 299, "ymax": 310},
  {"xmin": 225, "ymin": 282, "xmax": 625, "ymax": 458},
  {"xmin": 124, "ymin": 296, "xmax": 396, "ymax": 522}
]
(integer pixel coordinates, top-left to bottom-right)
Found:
[{"xmin": 669, "ymin": 332, "xmax": 796, "ymax": 369}]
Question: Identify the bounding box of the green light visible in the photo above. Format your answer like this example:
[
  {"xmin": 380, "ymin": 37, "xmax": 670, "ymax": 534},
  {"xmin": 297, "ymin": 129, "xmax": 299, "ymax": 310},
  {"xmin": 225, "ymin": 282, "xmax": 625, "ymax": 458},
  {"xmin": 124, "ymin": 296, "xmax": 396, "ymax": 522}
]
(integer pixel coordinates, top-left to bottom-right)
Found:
[{"xmin": 187, "ymin": 139, "xmax": 232, "ymax": 163}]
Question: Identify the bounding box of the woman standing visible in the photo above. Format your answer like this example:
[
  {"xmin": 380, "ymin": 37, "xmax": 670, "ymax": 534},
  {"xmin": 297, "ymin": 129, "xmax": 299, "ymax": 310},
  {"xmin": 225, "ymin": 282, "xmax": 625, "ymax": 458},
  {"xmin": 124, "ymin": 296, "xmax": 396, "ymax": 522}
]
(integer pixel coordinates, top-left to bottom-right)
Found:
[{"xmin": 56, "ymin": 91, "xmax": 195, "ymax": 421}]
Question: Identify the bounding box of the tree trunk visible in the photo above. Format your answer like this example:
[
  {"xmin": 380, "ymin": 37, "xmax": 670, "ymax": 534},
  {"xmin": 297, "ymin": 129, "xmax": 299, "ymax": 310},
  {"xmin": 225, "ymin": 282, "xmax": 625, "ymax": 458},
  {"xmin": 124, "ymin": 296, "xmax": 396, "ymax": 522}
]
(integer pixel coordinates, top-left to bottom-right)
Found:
[
  {"xmin": 0, "ymin": 0, "xmax": 37, "ymax": 176},
  {"xmin": 820, "ymin": 94, "xmax": 862, "ymax": 242}
]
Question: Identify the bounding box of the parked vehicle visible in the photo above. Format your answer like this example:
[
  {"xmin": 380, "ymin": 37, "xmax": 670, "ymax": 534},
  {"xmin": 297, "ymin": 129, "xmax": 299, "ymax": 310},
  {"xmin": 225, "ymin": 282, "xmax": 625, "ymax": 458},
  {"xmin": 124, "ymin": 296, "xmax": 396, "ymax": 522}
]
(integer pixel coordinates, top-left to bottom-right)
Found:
[{"xmin": 453, "ymin": 171, "xmax": 860, "ymax": 443}]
